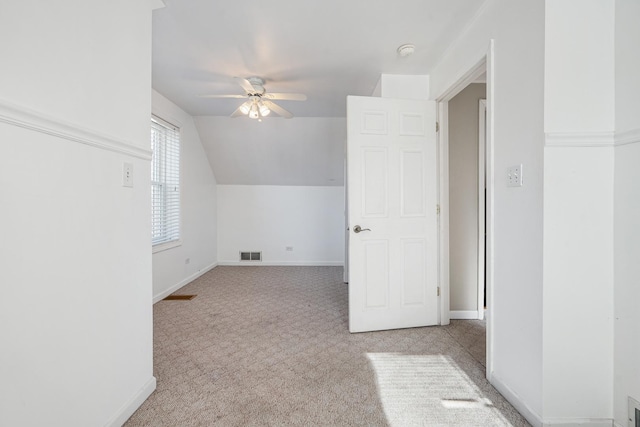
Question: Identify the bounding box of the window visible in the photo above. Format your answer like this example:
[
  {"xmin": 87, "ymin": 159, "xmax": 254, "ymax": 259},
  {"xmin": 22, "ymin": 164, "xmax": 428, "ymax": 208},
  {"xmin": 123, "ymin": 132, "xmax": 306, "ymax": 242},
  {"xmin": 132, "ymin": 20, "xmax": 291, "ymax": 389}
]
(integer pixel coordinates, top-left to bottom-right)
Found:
[{"xmin": 151, "ymin": 115, "xmax": 180, "ymax": 248}]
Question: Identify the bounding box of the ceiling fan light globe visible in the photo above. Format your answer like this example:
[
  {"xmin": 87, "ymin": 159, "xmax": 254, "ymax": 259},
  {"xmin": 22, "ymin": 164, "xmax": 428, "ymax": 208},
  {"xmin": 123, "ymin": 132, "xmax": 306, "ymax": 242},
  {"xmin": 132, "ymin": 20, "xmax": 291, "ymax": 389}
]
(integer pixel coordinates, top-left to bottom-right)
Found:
[
  {"xmin": 259, "ymin": 104, "xmax": 270, "ymax": 116},
  {"xmin": 249, "ymin": 107, "xmax": 259, "ymax": 119},
  {"xmin": 239, "ymin": 102, "xmax": 251, "ymax": 115}
]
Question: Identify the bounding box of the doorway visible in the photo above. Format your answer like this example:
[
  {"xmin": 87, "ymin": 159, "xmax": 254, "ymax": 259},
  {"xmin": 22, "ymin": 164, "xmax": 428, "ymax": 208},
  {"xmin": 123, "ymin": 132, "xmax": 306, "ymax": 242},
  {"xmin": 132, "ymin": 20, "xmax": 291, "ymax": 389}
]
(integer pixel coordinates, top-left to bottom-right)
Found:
[
  {"xmin": 447, "ymin": 83, "xmax": 487, "ymax": 321},
  {"xmin": 436, "ymin": 50, "xmax": 493, "ymax": 379}
]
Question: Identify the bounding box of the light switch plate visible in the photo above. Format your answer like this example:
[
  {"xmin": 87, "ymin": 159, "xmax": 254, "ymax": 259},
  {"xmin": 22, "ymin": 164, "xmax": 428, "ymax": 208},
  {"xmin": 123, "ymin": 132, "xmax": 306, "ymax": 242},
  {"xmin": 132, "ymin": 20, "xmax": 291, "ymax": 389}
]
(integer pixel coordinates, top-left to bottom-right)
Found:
[
  {"xmin": 123, "ymin": 162, "xmax": 133, "ymax": 187},
  {"xmin": 507, "ymin": 164, "xmax": 523, "ymax": 187}
]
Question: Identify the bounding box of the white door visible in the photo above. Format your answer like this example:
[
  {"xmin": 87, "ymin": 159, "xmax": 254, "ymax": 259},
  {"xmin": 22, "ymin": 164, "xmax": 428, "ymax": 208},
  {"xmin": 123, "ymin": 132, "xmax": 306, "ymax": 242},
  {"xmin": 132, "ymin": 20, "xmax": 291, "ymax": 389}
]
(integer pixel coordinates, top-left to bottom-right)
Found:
[{"xmin": 347, "ymin": 95, "xmax": 438, "ymax": 333}]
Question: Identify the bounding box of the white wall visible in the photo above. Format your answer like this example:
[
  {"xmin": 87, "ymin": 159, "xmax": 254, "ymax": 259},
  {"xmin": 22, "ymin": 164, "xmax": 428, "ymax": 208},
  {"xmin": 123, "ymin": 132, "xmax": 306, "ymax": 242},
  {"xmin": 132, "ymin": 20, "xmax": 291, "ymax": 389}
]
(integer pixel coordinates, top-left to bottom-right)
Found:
[
  {"xmin": 430, "ymin": 1, "xmax": 545, "ymax": 423},
  {"xmin": 613, "ymin": 0, "xmax": 640, "ymax": 424},
  {"xmin": 543, "ymin": 147, "xmax": 614, "ymax": 421},
  {"xmin": 151, "ymin": 90, "xmax": 218, "ymax": 302},
  {"xmin": 448, "ymin": 83, "xmax": 486, "ymax": 313},
  {"xmin": 614, "ymin": 0, "xmax": 640, "ymax": 134},
  {"xmin": 0, "ymin": 2, "xmax": 150, "ymax": 147},
  {"xmin": 543, "ymin": 1, "xmax": 615, "ymax": 422},
  {"xmin": 431, "ymin": 1, "xmax": 639, "ymax": 425},
  {"xmin": 614, "ymin": 142, "xmax": 640, "ymax": 426},
  {"xmin": 544, "ymin": 1, "xmax": 615, "ymax": 133},
  {"xmin": 0, "ymin": 1, "xmax": 154, "ymax": 426},
  {"xmin": 217, "ymin": 185, "xmax": 345, "ymax": 265}
]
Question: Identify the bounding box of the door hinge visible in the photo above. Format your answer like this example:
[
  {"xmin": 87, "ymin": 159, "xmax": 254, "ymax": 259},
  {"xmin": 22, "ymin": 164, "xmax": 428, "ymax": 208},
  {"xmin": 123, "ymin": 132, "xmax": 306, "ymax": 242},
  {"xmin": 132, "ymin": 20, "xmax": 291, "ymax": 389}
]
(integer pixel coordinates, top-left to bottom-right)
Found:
[
  {"xmin": 436, "ymin": 204, "xmax": 440, "ymax": 215},
  {"xmin": 436, "ymin": 121, "xmax": 440, "ymax": 132},
  {"xmin": 437, "ymin": 286, "xmax": 440, "ymax": 296}
]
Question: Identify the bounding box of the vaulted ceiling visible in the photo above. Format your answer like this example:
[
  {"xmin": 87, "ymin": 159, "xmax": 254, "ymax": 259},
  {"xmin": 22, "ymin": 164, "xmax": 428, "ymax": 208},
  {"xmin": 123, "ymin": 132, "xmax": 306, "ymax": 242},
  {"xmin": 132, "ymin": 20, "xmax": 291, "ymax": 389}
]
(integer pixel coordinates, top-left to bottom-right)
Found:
[{"xmin": 152, "ymin": 0, "xmax": 487, "ymax": 185}]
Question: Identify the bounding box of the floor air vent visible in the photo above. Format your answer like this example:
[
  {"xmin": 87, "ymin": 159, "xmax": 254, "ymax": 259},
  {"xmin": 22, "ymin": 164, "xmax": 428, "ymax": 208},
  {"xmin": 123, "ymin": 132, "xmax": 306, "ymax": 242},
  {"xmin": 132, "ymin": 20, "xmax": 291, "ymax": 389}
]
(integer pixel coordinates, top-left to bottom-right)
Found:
[
  {"xmin": 164, "ymin": 294, "xmax": 197, "ymax": 300},
  {"xmin": 240, "ymin": 251, "xmax": 262, "ymax": 261}
]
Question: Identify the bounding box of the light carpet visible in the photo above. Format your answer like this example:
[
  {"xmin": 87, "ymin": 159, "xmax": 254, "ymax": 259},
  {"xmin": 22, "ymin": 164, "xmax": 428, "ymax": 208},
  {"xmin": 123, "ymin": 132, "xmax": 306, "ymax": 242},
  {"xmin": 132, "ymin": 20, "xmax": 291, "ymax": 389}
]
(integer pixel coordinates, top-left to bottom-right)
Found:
[{"xmin": 125, "ymin": 266, "xmax": 529, "ymax": 426}]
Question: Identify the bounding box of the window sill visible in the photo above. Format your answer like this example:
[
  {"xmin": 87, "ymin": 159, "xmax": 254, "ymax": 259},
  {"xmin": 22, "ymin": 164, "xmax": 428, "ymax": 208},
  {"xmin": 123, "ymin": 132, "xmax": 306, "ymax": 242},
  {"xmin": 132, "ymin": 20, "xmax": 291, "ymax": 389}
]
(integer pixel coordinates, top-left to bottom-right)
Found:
[{"xmin": 152, "ymin": 239, "xmax": 182, "ymax": 254}]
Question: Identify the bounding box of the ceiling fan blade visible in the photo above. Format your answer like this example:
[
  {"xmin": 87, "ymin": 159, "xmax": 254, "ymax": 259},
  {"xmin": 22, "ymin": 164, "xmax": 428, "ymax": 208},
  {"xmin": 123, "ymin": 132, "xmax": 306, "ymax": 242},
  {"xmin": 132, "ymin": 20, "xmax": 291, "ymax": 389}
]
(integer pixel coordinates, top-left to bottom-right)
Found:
[
  {"xmin": 263, "ymin": 92, "xmax": 307, "ymax": 101},
  {"xmin": 235, "ymin": 77, "xmax": 256, "ymax": 95},
  {"xmin": 198, "ymin": 94, "xmax": 247, "ymax": 99},
  {"xmin": 230, "ymin": 102, "xmax": 250, "ymax": 118},
  {"xmin": 263, "ymin": 100, "xmax": 293, "ymax": 119}
]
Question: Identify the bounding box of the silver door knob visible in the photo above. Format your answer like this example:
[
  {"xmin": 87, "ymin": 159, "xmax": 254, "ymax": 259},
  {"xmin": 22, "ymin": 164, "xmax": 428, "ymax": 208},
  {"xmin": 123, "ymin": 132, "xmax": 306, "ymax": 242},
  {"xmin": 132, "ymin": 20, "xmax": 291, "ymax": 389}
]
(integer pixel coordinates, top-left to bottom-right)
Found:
[{"xmin": 353, "ymin": 225, "xmax": 371, "ymax": 233}]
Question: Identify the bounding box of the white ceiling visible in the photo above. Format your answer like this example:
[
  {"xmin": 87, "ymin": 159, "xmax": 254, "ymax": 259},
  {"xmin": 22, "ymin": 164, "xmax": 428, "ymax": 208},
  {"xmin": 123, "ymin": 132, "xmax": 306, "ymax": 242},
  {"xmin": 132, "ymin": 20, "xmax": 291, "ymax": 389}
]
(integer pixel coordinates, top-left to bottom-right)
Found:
[{"xmin": 152, "ymin": 0, "xmax": 487, "ymax": 185}]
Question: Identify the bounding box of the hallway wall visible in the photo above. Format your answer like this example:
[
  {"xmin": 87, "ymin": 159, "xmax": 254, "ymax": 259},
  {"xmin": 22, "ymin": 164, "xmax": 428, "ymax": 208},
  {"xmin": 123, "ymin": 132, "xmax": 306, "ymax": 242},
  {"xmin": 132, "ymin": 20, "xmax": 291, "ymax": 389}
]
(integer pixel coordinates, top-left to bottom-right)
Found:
[{"xmin": 448, "ymin": 83, "xmax": 486, "ymax": 315}]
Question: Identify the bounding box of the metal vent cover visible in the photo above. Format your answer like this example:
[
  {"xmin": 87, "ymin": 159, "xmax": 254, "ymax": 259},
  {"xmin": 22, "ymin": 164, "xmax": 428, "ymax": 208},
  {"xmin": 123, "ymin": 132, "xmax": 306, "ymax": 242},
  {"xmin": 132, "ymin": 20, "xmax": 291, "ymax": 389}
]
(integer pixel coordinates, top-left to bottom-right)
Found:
[{"xmin": 239, "ymin": 251, "xmax": 262, "ymax": 261}]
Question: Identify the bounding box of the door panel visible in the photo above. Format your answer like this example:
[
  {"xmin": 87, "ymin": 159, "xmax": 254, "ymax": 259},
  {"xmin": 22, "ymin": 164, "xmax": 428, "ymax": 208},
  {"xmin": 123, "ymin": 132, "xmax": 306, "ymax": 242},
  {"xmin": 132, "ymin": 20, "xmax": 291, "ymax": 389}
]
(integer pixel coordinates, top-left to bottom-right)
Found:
[
  {"xmin": 362, "ymin": 148, "xmax": 388, "ymax": 217},
  {"xmin": 401, "ymin": 238, "xmax": 426, "ymax": 306},
  {"xmin": 348, "ymin": 95, "xmax": 438, "ymax": 333},
  {"xmin": 362, "ymin": 111, "xmax": 388, "ymax": 134},
  {"xmin": 364, "ymin": 240, "xmax": 389, "ymax": 308},
  {"xmin": 401, "ymin": 149, "xmax": 426, "ymax": 216}
]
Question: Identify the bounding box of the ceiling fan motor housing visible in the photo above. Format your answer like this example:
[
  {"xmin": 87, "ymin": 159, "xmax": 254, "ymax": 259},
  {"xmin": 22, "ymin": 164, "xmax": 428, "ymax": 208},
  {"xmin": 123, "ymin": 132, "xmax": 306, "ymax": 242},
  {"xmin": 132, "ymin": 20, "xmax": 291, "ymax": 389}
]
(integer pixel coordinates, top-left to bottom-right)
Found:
[{"xmin": 247, "ymin": 77, "xmax": 265, "ymax": 95}]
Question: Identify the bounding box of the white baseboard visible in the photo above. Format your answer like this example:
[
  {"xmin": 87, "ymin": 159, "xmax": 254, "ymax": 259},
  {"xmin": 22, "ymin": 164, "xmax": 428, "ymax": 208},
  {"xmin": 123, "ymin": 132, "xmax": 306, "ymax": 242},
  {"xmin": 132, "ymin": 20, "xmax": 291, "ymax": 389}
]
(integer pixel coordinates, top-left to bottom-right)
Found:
[
  {"xmin": 490, "ymin": 372, "xmax": 543, "ymax": 427},
  {"xmin": 450, "ymin": 310, "xmax": 480, "ymax": 319},
  {"xmin": 542, "ymin": 419, "xmax": 613, "ymax": 427},
  {"xmin": 217, "ymin": 261, "xmax": 345, "ymax": 267},
  {"xmin": 153, "ymin": 262, "xmax": 218, "ymax": 304},
  {"xmin": 490, "ymin": 374, "xmax": 615, "ymax": 427},
  {"xmin": 104, "ymin": 376, "xmax": 156, "ymax": 427}
]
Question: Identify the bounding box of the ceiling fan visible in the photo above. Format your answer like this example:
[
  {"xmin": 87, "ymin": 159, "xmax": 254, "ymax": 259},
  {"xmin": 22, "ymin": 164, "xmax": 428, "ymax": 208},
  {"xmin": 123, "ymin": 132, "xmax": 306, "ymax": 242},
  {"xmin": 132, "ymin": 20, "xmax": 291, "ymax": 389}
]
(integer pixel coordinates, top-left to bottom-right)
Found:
[{"xmin": 199, "ymin": 77, "xmax": 307, "ymax": 119}]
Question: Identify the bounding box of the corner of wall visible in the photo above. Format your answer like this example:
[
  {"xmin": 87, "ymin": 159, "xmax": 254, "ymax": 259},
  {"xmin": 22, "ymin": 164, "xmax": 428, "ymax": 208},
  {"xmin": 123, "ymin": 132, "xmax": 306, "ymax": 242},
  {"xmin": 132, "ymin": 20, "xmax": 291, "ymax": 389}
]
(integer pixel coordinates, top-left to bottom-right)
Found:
[
  {"xmin": 151, "ymin": 91, "xmax": 219, "ymax": 300},
  {"xmin": 371, "ymin": 76, "xmax": 382, "ymax": 97}
]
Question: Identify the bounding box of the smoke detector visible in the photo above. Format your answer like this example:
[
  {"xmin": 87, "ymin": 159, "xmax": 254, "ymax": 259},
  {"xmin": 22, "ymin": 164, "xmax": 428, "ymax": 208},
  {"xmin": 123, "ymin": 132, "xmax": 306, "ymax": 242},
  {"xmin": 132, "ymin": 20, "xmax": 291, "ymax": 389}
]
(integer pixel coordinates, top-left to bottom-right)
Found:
[{"xmin": 397, "ymin": 44, "xmax": 415, "ymax": 57}]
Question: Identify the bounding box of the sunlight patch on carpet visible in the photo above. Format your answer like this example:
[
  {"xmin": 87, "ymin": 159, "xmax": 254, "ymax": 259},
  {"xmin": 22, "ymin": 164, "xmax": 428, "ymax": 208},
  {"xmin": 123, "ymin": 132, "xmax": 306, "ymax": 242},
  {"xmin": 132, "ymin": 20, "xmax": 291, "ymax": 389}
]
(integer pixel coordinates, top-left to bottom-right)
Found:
[{"xmin": 366, "ymin": 353, "xmax": 513, "ymax": 426}]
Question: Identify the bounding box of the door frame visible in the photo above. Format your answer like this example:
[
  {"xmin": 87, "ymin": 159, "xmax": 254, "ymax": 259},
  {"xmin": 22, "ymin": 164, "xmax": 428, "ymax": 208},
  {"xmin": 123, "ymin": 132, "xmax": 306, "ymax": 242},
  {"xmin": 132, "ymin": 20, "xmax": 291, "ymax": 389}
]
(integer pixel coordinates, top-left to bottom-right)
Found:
[
  {"xmin": 435, "ymin": 40, "xmax": 494, "ymax": 380},
  {"xmin": 478, "ymin": 98, "xmax": 487, "ymax": 320}
]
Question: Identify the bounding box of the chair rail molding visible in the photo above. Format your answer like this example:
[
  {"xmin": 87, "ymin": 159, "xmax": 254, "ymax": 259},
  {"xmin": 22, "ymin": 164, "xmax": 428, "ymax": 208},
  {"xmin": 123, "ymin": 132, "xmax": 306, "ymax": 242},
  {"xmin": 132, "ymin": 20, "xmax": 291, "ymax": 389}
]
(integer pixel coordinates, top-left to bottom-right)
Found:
[
  {"xmin": 0, "ymin": 98, "xmax": 151, "ymax": 160},
  {"xmin": 615, "ymin": 127, "xmax": 640, "ymax": 147},
  {"xmin": 545, "ymin": 131, "xmax": 615, "ymax": 148}
]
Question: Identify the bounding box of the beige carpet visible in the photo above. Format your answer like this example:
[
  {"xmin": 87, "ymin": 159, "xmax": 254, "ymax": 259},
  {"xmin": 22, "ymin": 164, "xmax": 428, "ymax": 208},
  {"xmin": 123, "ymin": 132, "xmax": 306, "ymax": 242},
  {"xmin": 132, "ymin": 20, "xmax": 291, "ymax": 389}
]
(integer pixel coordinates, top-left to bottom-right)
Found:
[{"xmin": 125, "ymin": 266, "xmax": 529, "ymax": 426}]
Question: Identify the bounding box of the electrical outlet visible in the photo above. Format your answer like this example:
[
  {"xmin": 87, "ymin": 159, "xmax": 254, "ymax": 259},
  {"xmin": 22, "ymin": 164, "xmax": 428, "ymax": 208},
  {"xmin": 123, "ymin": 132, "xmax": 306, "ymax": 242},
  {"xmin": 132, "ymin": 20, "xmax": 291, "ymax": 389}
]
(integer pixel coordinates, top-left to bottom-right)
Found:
[
  {"xmin": 122, "ymin": 162, "xmax": 133, "ymax": 187},
  {"xmin": 507, "ymin": 164, "xmax": 523, "ymax": 187},
  {"xmin": 629, "ymin": 396, "xmax": 640, "ymax": 427},
  {"xmin": 285, "ymin": 246, "xmax": 293, "ymax": 252}
]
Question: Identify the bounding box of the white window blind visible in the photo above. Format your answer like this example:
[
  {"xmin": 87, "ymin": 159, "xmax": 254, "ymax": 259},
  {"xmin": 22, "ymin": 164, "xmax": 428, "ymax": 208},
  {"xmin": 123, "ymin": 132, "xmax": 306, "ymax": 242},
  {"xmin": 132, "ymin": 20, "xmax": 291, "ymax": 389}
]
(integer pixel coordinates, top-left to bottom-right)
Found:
[{"xmin": 151, "ymin": 116, "xmax": 180, "ymax": 246}]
